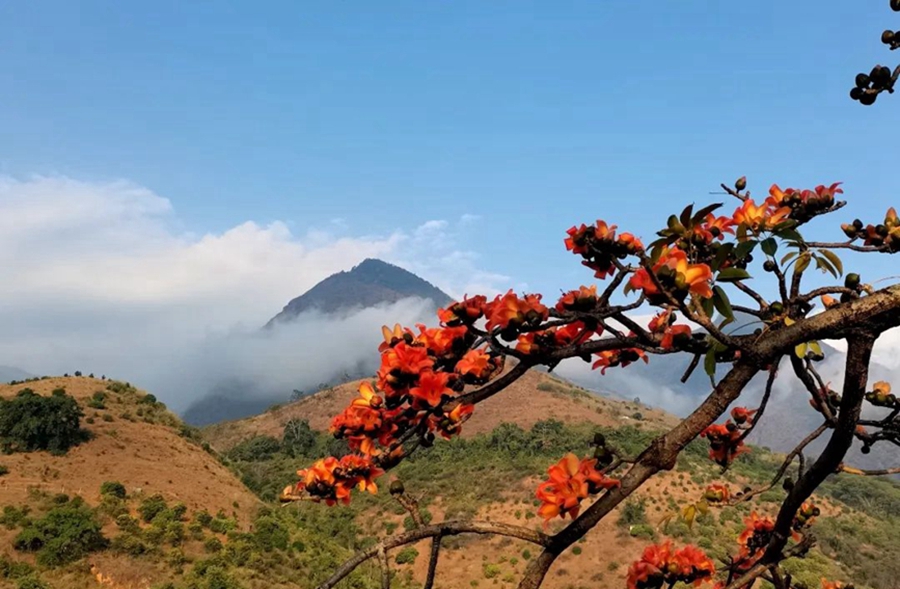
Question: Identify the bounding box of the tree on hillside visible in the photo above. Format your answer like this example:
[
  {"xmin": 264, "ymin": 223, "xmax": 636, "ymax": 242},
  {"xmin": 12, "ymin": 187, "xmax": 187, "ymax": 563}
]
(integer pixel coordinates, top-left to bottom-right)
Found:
[
  {"xmin": 280, "ymin": 174, "xmax": 900, "ymax": 589},
  {"xmin": 851, "ymin": 1, "xmax": 900, "ymax": 105},
  {"xmin": 0, "ymin": 388, "xmax": 88, "ymax": 455}
]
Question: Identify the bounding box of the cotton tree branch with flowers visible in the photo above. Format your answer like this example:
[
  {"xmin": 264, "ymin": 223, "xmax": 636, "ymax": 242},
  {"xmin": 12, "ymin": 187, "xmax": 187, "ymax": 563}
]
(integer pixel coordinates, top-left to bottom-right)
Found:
[{"xmin": 281, "ymin": 177, "xmax": 900, "ymax": 589}]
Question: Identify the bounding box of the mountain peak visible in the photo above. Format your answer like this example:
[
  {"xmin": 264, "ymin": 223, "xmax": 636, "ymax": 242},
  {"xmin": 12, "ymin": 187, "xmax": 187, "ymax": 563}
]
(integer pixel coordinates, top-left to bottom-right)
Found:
[{"xmin": 264, "ymin": 258, "xmax": 452, "ymax": 328}]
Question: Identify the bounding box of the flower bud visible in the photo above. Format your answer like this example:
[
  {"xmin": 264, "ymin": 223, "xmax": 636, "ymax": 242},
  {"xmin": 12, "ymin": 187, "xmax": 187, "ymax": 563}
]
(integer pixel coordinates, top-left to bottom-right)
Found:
[
  {"xmin": 389, "ymin": 480, "xmax": 405, "ymax": 495},
  {"xmin": 735, "ymin": 176, "xmax": 747, "ymax": 191}
]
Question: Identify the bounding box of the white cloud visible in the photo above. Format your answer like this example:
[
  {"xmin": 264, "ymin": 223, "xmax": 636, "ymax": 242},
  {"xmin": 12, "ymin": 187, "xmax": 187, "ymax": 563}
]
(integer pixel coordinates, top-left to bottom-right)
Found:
[{"xmin": 0, "ymin": 175, "xmax": 511, "ymax": 411}]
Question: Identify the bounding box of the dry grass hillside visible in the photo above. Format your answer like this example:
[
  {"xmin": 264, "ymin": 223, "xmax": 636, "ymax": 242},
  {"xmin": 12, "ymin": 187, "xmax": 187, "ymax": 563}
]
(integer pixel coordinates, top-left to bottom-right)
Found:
[
  {"xmin": 0, "ymin": 377, "xmax": 260, "ymax": 521},
  {"xmin": 202, "ymin": 369, "xmax": 677, "ymax": 452}
]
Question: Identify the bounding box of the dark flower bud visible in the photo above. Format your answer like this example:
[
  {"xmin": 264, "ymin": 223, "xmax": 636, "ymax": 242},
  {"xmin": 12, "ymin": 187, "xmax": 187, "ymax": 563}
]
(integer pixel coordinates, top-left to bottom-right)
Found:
[
  {"xmin": 389, "ymin": 480, "xmax": 405, "ymax": 495},
  {"xmin": 883, "ymin": 30, "xmax": 895, "ymax": 44},
  {"xmin": 845, "ymin": 273, "xmax": 861, "ymax": 289},
  {"xmin": 735, "ymin": 176, "xmax": 747, "ymax": 191}
]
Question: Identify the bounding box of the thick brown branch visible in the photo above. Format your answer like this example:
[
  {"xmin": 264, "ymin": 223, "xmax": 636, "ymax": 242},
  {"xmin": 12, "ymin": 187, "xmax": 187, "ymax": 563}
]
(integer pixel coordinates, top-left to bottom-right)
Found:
[
  {"xmin": 517, "ymin": 361, "xmax": 762, "ymax": 589},
  {"xmin": 762, "ymin": 334, "xmax": 874, "ymax": 563},
  {"xmin": 423, "ymin": 534, "xmax": 442, "ymax": 589}
]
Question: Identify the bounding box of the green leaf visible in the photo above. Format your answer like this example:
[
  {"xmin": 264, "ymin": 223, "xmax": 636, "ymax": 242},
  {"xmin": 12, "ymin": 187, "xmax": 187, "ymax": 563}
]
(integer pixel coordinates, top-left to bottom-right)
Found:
[
  {"xmin": 734, "ymin": 240, "xmax": 758, "ymax": 260},
  {"xmin": 781, "ymin": 251, "xmax": 798, "ymax": 265},
  {"xmin": 814, "ymin": 255, "xmax": 838, "ymax": 279},
  {"xmin": 819, "ymin": 249, "xmax": 844, "ymax": 277},
  {"xmin": 717, "ymin": 268, "xmax": 752, "ymax": 282},
  {"xmin": 712, "ymin": 286, "xmax": 734, "ymax": 322},
  {"xmin": 775, "ymin": 227, "xmax": 804, "ymax": 243},
  {"xmin": 711, "ymin": 243, "xmax": 735, "ymax": 272},
  {"xmin": 704, "ymin": 349, "xmax": 717, "ymax": 377},
  {"xmin": 795, "ymin": 252, "xmax": 811, "ymax": 274},
  {"xmin": 691, "ymin": 203, "xmax": 723, "ymax": 225},
  {"xmin": 680, "ymin": 204, "xmax": 694, "ymax": 229},
  {"xmin": 761, "ymin": 237, "xmax": 778, "ymax": 257},
  {"xmin": 701, "ymin": 295, "xmax": 715, "ymax": 318},
  {"xmin": 696, "ymin": 500, "xmax": 709, "ymax": 515}
]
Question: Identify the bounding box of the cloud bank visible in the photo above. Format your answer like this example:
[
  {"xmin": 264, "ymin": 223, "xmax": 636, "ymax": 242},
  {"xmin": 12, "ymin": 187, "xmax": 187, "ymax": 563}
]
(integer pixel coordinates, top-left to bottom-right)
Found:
[{"xmin": 0, "ymin": 175, "xmax": 510, "ymax": 412}]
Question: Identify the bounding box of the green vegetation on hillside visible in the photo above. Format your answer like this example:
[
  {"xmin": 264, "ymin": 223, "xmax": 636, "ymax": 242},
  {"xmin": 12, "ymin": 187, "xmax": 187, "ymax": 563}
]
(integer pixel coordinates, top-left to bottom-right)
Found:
[{"xmin": 0, "ymin": 388, "xmax": 88, "ymax": 455}]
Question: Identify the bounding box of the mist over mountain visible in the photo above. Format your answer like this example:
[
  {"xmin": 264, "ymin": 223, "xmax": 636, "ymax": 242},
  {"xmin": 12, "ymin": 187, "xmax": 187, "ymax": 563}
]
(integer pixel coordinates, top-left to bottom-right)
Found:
[
  {"xmin": 181, "ymin": 259, "xmax": 453, "ymax": 425},
  {"xmin": 0, "ymin": 365, "xmax": 34, "ymax": 383}
]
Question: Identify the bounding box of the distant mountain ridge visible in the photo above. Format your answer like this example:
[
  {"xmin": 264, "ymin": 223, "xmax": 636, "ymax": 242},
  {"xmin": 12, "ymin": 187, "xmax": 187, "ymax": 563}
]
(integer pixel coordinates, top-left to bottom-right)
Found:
[
  {"xmin": 183, "ymin": 259, "xmax": 453, "ymax": 425},
  {"xmin": 264, "ymin": 258, "xmax": 452, "ymax": 328}
]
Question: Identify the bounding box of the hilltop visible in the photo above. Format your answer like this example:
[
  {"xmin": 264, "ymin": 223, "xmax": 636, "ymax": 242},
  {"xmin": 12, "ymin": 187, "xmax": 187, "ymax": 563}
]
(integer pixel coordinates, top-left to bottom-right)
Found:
[
  {"xmin": 264, "ymin": 258, "xmax": 452, "ymax": 328},
  {"xmin": 0, "ymin": 376, "xmax": 260, "ymax": 520}
]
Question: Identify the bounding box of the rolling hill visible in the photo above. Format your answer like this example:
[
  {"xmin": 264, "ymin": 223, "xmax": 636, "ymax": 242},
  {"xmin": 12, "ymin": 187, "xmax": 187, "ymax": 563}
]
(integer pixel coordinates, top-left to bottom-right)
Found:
[{"xmin": 200, "ymin": 368, "xmax": 678, "ymax": 453}]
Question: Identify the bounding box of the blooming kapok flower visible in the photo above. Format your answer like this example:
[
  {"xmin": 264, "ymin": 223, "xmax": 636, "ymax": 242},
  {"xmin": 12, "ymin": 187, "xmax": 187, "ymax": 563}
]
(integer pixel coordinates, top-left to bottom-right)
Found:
[
  {"xmin": 703, "ymin": 483, "xmax": 731, "ymax": 503},
  {"xmin": 626, "ymin": 541, "xmax": 715, "ymax": 589},
  {"xmin": 535, "ymin": 453, "xmax": 618, "ymax": 524},
  {"xmin": 416, "ymin": 324, "xmax": 469, "ymax": 358},
  {"xmin": 409, "ymin": 370, "xmax": 452, "ymax": 407},
  {"xmin": 700, "ymin": 422, "xmax": 748, "ymax": 467},
  {"xmin": 736, "ymin": 511, "xmax": 775, "ymax": 567},
  {"xmin": 556, "ymin": 285, "xmax": 598, "ymax": 313},
  {"xmin": 438, "ymin": 295, "xmax": 487, "ymax": 327},
  {"xmin": 285, "ymin": 454, "xmax": 384, "ymax": 506},
  {"xmin": 378, "ymin": 342, "xmax": 434, "ymax": 393},
  {"xmin": 431, "ymin": 402, "xmax": 474, "ymax": 440},
  {"xmin": 565, "ymin": 221, "xmax": 644, "ymax": 279},
  {"xmin": 627, "ymin": 247, "xmax": 713, "ymax": 301},
  {"xmin": 330, "ymin": 382, "xmax": 393, "ymax": 456},
  {"xmin": 821, "ymin": 579, "xmax": 852, "ymax": 589},
  {"xmin": 592, "ymin": 348, "xmax": 648, "ymax": 374},
  {"xmin": 661, "ymin": 324, "xmax": 692, "ymax": 349},
  {"xmin": 455, "ymin": 349, "xmax": 492, "ymax": 379},
  {"xmin": 484, "ymin": 290, "xmax": 549, "ymax": 333},
  {"xmin": 730, "ymin": 406, "xmax": 757, "ymax": 425},
  {"xmin": 378, "ymin": 324, "xmax": 415, "ymax": 352},
  {"xmin": 696, "ymin": 213, "xmax": 736, "ymax": 242},
  {"xmin": 733, "ymin": 199, "xmax": 791, "ymax": 233}
]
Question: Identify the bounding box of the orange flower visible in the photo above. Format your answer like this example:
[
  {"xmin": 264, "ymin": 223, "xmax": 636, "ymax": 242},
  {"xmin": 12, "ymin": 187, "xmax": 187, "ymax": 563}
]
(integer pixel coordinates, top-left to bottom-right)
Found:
[
  {"xmin": 696, "ymin": 213, "xmax": 736, "ymax": 242},
  {"xmin": 703, "ymin": 483, "xmax": 730, "ymax": 503},
  {"xmin": 821, "ymin": 579, "xmax": 849, "ymax": 589},
  {"xmin": 556, "ymin": 285, "xmax": 598, "ymax": 312},
  {"xmin": 438, "ymin": 295, "xmax": 487, "ymax": 326},
  {"xmin": 618, "ymin": 232, "xmax": 645, "ymax": 253},
  {"xmin": 379, "ymin": 324, "xmax": 414, "ymax": 352},
  {"xmin": 592, "ymin": 348, "xmax": 648, "ymax": 374},
  {"xmin": 535, "ymin": 453, "xmax": 619, "ymax": 525},
  {"xmin": 626, "ymin": 247, "xmax": 713, "ymax": 300},
  {"xmin": 535, "ymin": 453, "xmax": 588, "ymax": 523},
  {"xmin": 409, "ymin": 370, "xmax": 451, "ymax": 407},
  {"xmin": 433, "ymin": 402, "xmax": 474, "ymax": 439},
  {"xmin": 730, "ymin": 406, "xmax": 757, "ymax": 425},
  {"xmin": 733, "ymin": 199, "xmax": 791, "ymax": 233},
  {"xmin": 627, "ymin": 541, "xmax": 715, "ymax": 589},
  {"xmin": 378, "ymin": 342, "xmax": 434, "ymax": 392},
  {"xmin": 737, "ymin": 511, "xmax": 775, "ymax": 566},
  {"xmin": 455, "ymin": 349, "xmax": 491, "ymax": 378},
  {"xmin": 416, "ymin": 324, "xmax": 468, "ymax": 357},
  {"xmin": 700, "ymin": 422, "xmax": 748, "ymax": 467},
  {"xmin": 821, "ymin": 294, "xmax": 838, "ymax": 309},
  {"xmin": 484, "ymin": 290, "xmax": 549, "ymax": 332},
  {"xmin": 338, "ymin": 454, "xmax": 384, "ymax": 494},
  {"xmin": 661, "ymin": 324, "xmax": 691, "ymax": 349}
]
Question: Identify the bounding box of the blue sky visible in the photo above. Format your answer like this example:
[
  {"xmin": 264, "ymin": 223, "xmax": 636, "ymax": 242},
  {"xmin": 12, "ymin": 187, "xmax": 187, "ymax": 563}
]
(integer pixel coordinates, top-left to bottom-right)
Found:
[{"xmin": 2, "ymin": 0, "xmax": 899, "ymax": 299}]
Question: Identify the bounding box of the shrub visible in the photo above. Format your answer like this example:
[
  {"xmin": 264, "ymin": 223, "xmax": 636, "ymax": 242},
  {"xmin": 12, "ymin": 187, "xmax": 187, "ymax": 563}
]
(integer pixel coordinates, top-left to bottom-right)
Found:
[
  {"xmin": 282, "ymin": 419, "xmax": 317, "ymax": 457},
  {"xmin": 395, "ymin": 547, "xmax": 419, "ymax": 565},
  {"xmin": 1, "ymin": 506, "xmax": 31, "ymax": 530},
  {"xmin": 204, "ymin": 537, "xmax": 223, "ymax": 553},
  {"xmin": 0, "ymin": 388, "xmax": 88, "ymax": 454},
  {"xmin": 13, "ymin": 499, "xmax": 107, "ymax": 567},
  {"xmin": 0, "ymin": 464, "xmax": 8, "ymax": 476},
  {"xmin": 138, "ymin": 494, "xmax": 168, "ymax": 523},
  {"xmin": 617, "ymin": 498, "xmax": 648, "ymax": 528},
  {"xmin": 100, "ymin": 481, "xmax": 127, "ymax": 499},
  {"xmin": 15, "ymin": 577, "xmax": 50, "ymax": 589},
  {"xmin": 226, "ymin": 435, "xmax": 282, "ymax": 462}
]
